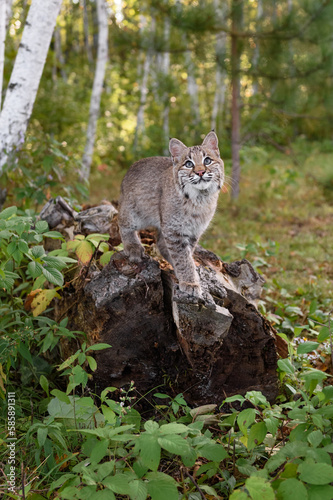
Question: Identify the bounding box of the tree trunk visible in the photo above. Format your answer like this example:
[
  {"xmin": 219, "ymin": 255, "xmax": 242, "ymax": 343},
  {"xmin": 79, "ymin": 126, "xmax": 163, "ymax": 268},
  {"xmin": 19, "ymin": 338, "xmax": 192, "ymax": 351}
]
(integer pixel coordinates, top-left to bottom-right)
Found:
[
  {"xmin": 231, "ymin": 0, "xmax": 242, "ymax": 200},
  {"xmin": 0, "ymin": 0, "xmax": 63, "ymax": 173},
  {"xmin": 54, "ymin": 26, "xmax": 67, "ymax": 82},
  {"xmin": 133, "ymin": 16, "xmax": 155, "ymax": 153},
  {"xmin": 0, "ymin": 0, "xmax": 6, "ymax": 111},
  {"xmin": 211, "ymin": 0, "xmax": 227, "ymax": 131},
  {"xmin": 41, "ymin": 198, "xmax": 283, "ymax": 406},
  {"xmin": 82, "ymin": 0, "xmax": 93, "ymax": 67},
  {"xmin": 79, "ymin": 0, "xmax": 108, "ymax": 183},
  {"xmin": 162, "ymin": 16, "xmax": 170, "ymax": 155},
  {"xmin": 184, "ymin": 46, "xmax": 200, "ymax": 129},
  {"xmin": 252, "ymin": 0, "xmax": 263, "ymax": 95}
]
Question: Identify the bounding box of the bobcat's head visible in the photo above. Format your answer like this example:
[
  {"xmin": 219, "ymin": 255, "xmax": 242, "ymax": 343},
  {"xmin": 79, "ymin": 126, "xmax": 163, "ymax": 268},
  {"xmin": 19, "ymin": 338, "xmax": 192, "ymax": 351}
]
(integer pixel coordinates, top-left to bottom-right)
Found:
[{"xmin": 169, "ymin": 131, "xmax": 224, "ymax": 198}]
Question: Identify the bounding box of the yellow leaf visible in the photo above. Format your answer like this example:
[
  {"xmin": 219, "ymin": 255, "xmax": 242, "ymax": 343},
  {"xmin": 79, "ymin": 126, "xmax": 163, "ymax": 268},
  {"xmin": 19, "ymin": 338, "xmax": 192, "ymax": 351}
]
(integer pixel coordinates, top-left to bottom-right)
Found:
[
  {"xmin": 76, "ymin": 240, "xmax": 94, "ymax": 264},
  {"xmin": 0, "ymin": 364, "xmax": 6, "ymax": 394},
  {"xmin": 31, "ymin": 289, "xmax": 61, "ymax": 317}
]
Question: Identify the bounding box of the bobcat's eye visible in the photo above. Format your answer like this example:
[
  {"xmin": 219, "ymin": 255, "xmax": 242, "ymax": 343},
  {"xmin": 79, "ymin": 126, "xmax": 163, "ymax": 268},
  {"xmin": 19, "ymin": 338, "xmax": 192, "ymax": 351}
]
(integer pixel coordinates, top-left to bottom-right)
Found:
[
  {"xmin": 184, "ymin": 160, "xmax": 194, "ymax": 169},
  {"xmin": 204, "ymin": 157, "xmax": 212, "ymax": 166}
]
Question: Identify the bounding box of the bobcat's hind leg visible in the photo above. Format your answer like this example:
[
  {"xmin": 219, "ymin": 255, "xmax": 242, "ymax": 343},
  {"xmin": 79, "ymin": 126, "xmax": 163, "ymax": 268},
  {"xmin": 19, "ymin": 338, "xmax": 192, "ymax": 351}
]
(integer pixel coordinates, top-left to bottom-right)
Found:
[{"xmin": 119, "ymin": 227, "xmax": 145, "ymax": 262}]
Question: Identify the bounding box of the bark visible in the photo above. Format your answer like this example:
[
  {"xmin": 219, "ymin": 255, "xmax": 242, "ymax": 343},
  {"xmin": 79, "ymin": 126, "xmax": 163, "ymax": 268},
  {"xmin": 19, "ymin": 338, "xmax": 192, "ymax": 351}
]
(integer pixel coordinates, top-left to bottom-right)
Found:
[
  {"xmin": 0, "ymin": 0, "xmax": 6, "ymax": 111},
  {"xmin": 0, "ymin": 0, "xmax": 62, "ymax": 173},
  {"xmin": 80, "ymin": 0, "xmax": 108, "ymax": 183},
  {"xmin": 54, "ymin": 26, "xmax": 67, "ymax": 82},
  {"xmin": 82, "ymin": 0, "xmax": 93, "ymax": 66},
  {"xmin": 42, "ymin": 198, "xmax": 283, "ymax": 405},
  {"xmin": 133, "ymin": 16, "xmax": 155, "ymax": 153},
  {"xmin": 231, "ymin": 0, "xmax": 242, "ymax": 200},
  {"xmin": 184, "ymin": 46, "xmax": 200, "ymax": 128},
  {"xmin": 252, "ymin": 0, "xmax": 263, "ymax": 95},
  {"xmin": 211, "ymin": 0, "xmax": 227, "ymax": 131},
  {"xmin": 162, "ymin": 16, "xmax": 170, "ymax": 155}
]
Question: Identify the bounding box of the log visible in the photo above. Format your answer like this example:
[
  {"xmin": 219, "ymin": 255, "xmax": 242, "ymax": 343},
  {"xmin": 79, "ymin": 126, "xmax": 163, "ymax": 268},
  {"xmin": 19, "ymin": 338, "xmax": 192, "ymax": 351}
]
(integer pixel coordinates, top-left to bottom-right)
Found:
[{"xmin": 41, "ymin": 198, "xmax": 281, "ymax": 405}]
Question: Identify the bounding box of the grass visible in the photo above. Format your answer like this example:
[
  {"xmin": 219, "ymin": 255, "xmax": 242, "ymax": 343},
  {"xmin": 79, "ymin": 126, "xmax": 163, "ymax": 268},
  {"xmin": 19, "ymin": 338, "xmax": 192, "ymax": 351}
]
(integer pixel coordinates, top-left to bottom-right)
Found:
[{"xmin": 90, "ymin": 140, "xmax": 333, "ymax": 317}]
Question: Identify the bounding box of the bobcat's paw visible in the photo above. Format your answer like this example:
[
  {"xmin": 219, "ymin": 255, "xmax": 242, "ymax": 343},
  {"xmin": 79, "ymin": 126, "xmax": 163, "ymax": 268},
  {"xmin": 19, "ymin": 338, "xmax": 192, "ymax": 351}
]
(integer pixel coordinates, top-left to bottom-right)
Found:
[
  {"xmin": 174, "ymin": 282, "xmax": 204, "ymax": 306},
  {"xmin": 124, "ymin": 245, "xmax": 146, "ymax": 263}
]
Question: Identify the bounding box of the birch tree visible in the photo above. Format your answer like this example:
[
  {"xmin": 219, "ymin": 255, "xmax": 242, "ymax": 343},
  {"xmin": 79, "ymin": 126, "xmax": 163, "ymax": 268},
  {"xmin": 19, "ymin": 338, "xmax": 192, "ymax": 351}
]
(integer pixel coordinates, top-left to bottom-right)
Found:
[
  {"xmin": 0, "ymin": 0, "xmax": 62, "ymax": 173},
  {"xmin": 0, "ymin": 0, "xmax": 6, "ymax": 111},
  {"xmin": 80, "ymin": 0, "xmax": 108, "ymax": 183},
  {"xmin": 0, "ymin": 0, "xmax": 12, "ymax": 110},
  {"xmin": 162, "ymin": 16, "xmax": 170, "ymax": 155},
  {"xmin": 211, "ymin": 0, "xmax": 227, "ymax": 131},
  {"xmin": 133, "ymin": 15, "xmax": 156, "ymax": 153}
]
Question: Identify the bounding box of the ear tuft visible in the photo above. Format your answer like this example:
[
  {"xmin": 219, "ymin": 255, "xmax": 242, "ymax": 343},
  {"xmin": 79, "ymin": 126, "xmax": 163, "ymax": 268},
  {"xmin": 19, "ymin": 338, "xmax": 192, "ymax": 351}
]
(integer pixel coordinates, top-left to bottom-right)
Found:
[
  {"xmin": 169, "ymin": 138, "xmax": 187, "ymax": 161},
  {"xmin": 202, "ymin": 131, "xmax": 219, "ymax": 155}
]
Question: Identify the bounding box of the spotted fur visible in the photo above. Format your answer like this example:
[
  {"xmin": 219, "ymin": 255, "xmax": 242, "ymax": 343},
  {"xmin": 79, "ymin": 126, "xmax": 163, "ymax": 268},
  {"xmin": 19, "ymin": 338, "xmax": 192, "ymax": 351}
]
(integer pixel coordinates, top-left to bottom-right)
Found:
[{"xmin": 118, "ymin": 131, "xmax": 224, "ymax": 299}]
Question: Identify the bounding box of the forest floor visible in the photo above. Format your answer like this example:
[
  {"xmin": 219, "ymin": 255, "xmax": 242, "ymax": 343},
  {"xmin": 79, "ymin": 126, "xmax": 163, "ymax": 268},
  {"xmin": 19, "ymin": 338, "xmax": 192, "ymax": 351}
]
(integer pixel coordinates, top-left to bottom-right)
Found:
[{"xmin": 90, "ymin": 139, "xmax": 333, "ymax": 322}]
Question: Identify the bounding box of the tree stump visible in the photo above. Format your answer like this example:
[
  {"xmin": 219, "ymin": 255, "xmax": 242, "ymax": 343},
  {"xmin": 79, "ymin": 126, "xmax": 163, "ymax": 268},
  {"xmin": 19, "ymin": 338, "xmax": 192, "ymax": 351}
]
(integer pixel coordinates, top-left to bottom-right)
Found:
[{"xmin": 42, "ymin": 198, "xmax": 282, "ymax": 405}]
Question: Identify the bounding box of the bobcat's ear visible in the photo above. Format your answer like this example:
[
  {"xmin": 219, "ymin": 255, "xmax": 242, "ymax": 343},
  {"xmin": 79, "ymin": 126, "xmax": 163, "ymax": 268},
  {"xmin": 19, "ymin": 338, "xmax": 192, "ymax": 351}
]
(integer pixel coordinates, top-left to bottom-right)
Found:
[
  {"xmin": 169, "ymin": 138, "xmax": 187, "ymax": 163},
  {"xmin": 202, "ymin": 131, "xmax": 220, "ymax": 156}
]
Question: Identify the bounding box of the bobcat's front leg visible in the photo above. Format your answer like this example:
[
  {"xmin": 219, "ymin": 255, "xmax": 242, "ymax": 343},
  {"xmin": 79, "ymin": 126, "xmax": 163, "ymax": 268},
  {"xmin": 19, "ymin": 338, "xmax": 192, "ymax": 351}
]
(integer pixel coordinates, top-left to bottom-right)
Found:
[
  {"xmin": 119, "ymin": 226, "xmax": 145, "ymax": 263},
  {"xmin": 164, "ymin": 231, "xmax": 203, "ymax": 301}
]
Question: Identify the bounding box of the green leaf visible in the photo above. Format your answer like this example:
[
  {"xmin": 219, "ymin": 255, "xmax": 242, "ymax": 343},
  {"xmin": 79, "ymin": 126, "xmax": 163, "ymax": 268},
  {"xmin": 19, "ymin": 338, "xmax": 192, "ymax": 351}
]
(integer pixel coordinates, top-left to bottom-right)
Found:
[
  {"xmin": 146, "ymin": 472, "xmax": 178, "ymax": 500},
  {"xmin": 298, "ymin": 462, "xmax": 333, "ymax": 485},
  {"xmin": 297, "ymin": 342, "xmax": 320, "ymax": 354},
  {"xmin": 0, "ymin": 206, "xmax": 17, "ymax": 219},
  {"xmin": 42, "ymin": 266, "xmax": 64, "ymax": 286},
  {"xmin": 317, "ymin": 327, "xmax": 330, "ymax": 342},
  {"xmin": 100, "ymin": 251, "xmax": 114, "ymax": 266},
  {"xmin": 31, "ymin": 245, "xmax": 46, "ymax": 258},
  {"xmin": 86, "ymin": 343, "xmax": 112, "ymax": 352},
  {"xmin": 277, "ymin": 358, "xmax": 295, "ymax": 374},
  {"xmin": 224, "ymin": 394, "xmax": 245, "ymax": 404},
  {"xmin": 138, "ymin": 434, "xmax": 161, "ymax": 471},
  {"xmin": 18, "ymin": 239, "xmax": 29, "ymax": 253},
  {"xmin": 237, "ymin": 408, "xmax": 256, "ymax": 435},
  {"xmin": 35, "ymin": 220, "xmax": 49, "ymax": 233},
  {"xmin": 18, "ymin": 342, "xmax": 33, "ymax": 363},
  {"xmin": 277, "ymin": 478, "xmax": 308, "ymax": 500},
  {"xmin": 40, "ymin": 375, "xmax": 49, "ymax": 396},
  {"xmin": 37, "ymin": 426, "xmax": 48, "ymax": 447},
  {"xmin": 158, "ymin": 434, "xmax": 190, "ymax": 456},
  {"xmin": 28, "ymin": 261, "xmax": 43, "ymax": 278},
  {"xmin": 229, "ymin": 490, "xmax": 250, "ymax": 500},
  {"xmin": 43, "ymin": 230, "xmax": 64, "ymax": 239},
  {"xmin": 307, "ymin": 485, "xmax": 333, "ymax": 500},
  {"xmin": 245, "ymin": 476, "xmax": 275, "ymax": 500},
  {"xmin": 196, "ymin": 442, "xmax": 228, "ymax": 462},
  {"xmin": 159, "ymin": 422, "xmax": 189, "ymax": 435},
  {"xmin": 247, "ymin": 421, "xmax": 267, "ymax": 450},
  {"xmin": 90, "ymin": 438, "xmax": 109, "ymax": 464},
  {"xmin": 307, "ymin": 430, "xmax": 323, "ymax": 448},
  {"xmin": 50, "ymin": 390, "xmax": 71, "ymax": 404},
  {"xmin": 86, "ymin": 356, "xmax": 97, "ymax": 371}
]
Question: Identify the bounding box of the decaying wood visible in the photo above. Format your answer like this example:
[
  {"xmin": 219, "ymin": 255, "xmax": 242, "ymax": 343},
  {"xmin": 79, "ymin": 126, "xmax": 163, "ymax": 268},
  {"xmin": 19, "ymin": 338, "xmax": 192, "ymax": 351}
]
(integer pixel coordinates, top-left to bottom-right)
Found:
[{"xmin": 41, "ymin": 198, "xmax": 282, "ymax": 404}]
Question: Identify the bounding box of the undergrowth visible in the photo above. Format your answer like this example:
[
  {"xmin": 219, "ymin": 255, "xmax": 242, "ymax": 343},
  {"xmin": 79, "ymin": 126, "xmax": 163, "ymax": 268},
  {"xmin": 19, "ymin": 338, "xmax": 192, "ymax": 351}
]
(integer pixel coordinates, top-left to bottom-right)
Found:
[{"xmin": 1, "ymin": 142, "xmax": 333, "ymax": 499}]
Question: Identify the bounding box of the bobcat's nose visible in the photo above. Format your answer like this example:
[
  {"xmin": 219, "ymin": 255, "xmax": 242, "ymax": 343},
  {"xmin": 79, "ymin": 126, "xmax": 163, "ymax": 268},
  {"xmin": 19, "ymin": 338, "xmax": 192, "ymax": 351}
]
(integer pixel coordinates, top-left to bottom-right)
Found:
[{"xmin": 196, "ymin": 170, "xmax": 205, "ymax": 177}]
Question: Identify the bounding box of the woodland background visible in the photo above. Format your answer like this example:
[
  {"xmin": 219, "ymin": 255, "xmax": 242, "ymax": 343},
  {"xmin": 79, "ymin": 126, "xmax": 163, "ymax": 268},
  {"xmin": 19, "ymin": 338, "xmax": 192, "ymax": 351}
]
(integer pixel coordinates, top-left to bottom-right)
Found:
[{"xmin": 1, "ymin": 0, "xmax": 333, "ymax": 499}]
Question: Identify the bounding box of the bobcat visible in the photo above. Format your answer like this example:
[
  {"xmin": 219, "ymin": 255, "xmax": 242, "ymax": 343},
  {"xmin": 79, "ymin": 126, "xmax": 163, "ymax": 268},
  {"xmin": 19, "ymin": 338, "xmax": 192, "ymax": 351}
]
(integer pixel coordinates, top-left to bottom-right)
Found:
[{"xmin": 118, "ymin": 131, "xmax": 224, "ymax": 302}]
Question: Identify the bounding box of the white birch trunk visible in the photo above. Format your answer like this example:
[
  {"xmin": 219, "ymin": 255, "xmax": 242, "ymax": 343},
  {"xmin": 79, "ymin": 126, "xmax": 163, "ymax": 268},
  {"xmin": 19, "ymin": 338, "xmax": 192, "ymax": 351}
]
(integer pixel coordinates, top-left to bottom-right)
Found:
[
  {"xmin": 0, "ymin": 0, "xmax": 6, "ymax": 111},
  {"xmin": 252, "ymin": 0, "xmax": 263, "ymax": 95},
  {"xmin": 82, "ymin": 0, "xmax": 93, "ymax": 66},
  {"xmin": 80, "ymin": 0, "xmax": 108, "ymax": 183},
  {"xmin": 0, "ymin": 0, "xmax": 62, "ymax": 173},
  {"xmin": 176, "ymin": 0, "xmax": 200, "ymax": 127},
  {"xmin": 133, "ymin": 16, "xmax": 155, "ymax": 152},
  {"xmin": 211, "ymin": 0, "xmax": 227, "ymax": 130},
  {"xmin": 54, "ymin": 26, "xmax": 67, "ymax": 81},
  {"xmin": 184, "ymin": 46, "xmax": 200, "ymax": 127},
  {"xmin": 162, "ymin": 17, "xmax": 170, "ymax": 155}
]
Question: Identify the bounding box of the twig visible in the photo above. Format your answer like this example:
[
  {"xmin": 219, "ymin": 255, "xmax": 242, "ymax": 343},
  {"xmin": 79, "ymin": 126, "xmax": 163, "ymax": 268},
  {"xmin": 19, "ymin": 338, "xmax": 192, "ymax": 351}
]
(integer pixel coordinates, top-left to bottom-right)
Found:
[{"xmin": 182, "ymin": 467, "xmax": 206, "ymax": 500}]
